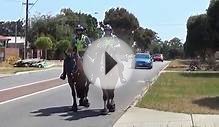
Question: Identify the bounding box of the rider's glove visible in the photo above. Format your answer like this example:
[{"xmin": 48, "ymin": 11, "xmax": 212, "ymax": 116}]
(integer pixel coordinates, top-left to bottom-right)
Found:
[{"xmin": 60, "ymin": 73, "xmax": 66, "ymax": 80}]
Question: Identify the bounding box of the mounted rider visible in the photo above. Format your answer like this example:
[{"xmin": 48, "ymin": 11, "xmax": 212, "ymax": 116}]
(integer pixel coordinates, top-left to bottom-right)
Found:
[
  {"xmin": 101, "ymin": 24, "xmax": 117, "ymax": 114},
  {"xmin": 73, "ymin": 25, "xmax": 91, "ymax": 58},
  {"xmin": 60, "ymin": 24, "xmax": 91, "ymax": 108}
]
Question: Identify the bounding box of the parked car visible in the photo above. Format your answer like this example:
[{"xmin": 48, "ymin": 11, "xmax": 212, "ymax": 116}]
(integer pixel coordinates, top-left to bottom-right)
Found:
[
  {"xmin": 14, "ymin": 59, "xmax": 46, "ymax": 68},
  {"xmin": 135, "ymin": 53, "xmax": 153, "ymax": 69},
  {"xmin": 30, "ymin": 60, "xmax": 48, "ymax": 68},
  {"xmin": 153, "ymin": 54, "xmax": 164, "ymax": 62}
]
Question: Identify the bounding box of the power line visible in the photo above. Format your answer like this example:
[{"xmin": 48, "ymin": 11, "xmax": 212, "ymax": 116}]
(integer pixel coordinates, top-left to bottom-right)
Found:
[{"xmin": 29, "ymin": 0, "xmax": 39, "ymax": 11}]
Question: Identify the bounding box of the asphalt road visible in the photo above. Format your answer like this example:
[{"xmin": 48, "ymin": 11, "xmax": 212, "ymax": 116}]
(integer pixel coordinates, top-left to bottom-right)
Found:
[
  {"xmin": 0, "ymin": 61, "xmax": 169, "ymax": 127},
  {"xmin": 0, "ymin": 68, "xmax": 62, "ymax": 90}
]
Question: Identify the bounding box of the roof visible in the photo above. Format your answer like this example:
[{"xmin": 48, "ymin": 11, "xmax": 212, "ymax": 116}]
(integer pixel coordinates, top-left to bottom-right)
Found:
[
  {"xmin": 8, "ymin": 36, "xmax": 25, "ymax": 44},
  {"xmin": 0, "ymin": 35, "xmax": 11, "ymax": 41}
]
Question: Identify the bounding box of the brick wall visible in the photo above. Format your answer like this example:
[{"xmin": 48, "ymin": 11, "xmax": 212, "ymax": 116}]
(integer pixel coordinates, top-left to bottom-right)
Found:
[{"xmin": 4, "ymin": 48, "xmax": 19, "ymax": 59}]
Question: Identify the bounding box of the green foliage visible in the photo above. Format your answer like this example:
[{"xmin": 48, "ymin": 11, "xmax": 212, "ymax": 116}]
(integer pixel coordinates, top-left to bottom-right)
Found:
[
  {"xmin": 207, "ymin": 0, "xmax": 219, "ymax": 49},
  {"xmin": 27, "ymin": 8, "xmax": 98, "ymax": 59},
  {"xmin": 184, "ymin": 14, "xmax": 211, "ymax": 58},
  {"xmin": 134, "ymin": 27, "xmax": 158, "ymax": 50},
  {"xmin": 56, "ymin": 40, "xmax": 70, "ymax": 53},
  {"xmin": 104, "ymin": 7, "xmax": 139, "ymax": 43},
  {"xmin": 0, "ymin": 20, "xmax": 24, "ymax": 36},
  {"xmin": 155, "ymin": 38, "xmax": 184, "ymax": 59},
  {"xmin": 35, "ymin": 36, "xmax": 53, "ymax": 50}
]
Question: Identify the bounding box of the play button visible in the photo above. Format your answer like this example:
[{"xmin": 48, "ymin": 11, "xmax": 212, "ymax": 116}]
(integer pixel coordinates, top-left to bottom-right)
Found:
[
  {"xmin": 83, "ymin": 37, "xmax": 134, "ymax": 89},
  {"xmin": 105, "ymin": 52, "xmax": 117, "ymax": 75}
]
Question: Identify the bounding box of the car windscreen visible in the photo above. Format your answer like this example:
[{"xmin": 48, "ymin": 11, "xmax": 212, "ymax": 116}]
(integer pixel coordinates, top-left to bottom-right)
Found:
[{"xmin": 135, "ymin": 54, "xmax": 150, "ymax": 59}]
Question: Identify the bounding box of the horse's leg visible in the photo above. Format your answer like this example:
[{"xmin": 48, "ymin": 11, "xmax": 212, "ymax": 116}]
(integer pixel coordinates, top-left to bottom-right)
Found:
[
  {"xmin": 108, "ymin": 89, "xmax": 115, "ymax": 112},
  {"xmin": 101, "ymin": 89, "xmax": 109, "ymax": 115},
  {"xmin": 68, "ymin": 75, "xmax": 78, "ymax": 112},
  {"xmin": 77, "ymin": 75, "xmax": 90, "ymax": 107},
  {"xmin": 83, "ymin": 79, "xmax": 90, "ymax": 107}
]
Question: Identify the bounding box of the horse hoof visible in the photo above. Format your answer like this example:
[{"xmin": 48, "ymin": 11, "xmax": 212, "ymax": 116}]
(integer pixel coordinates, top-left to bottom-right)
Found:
[
  {"xmin": 79, "ymin": 99, "xmax": 90, "ymax": 107},
  {"xmin": 101, "ymin": 108, "xmax": 109, "ymax": 115},
  {"xmin": 108, "ymin": 101, "xmax": 115, "ymax": 112},
  {"xmin": 71, "ymin": 106, "xmax": 78, "ymax": 112},
  {"xmin": 109, "ymin": 107, "xmax": 115, "ymax": 112}
]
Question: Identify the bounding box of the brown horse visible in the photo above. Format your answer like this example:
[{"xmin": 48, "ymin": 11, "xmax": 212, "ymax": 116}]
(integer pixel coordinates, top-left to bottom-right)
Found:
[{"xmin": 60, "ymin": 53, "xmax": 90, "ymax": 112}]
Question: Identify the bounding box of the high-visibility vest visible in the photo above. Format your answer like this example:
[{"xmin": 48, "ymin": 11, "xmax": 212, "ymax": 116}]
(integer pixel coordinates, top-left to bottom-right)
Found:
[{"xmin": 75, "ymin": 35, "xmax": 87, "ymax": 52}]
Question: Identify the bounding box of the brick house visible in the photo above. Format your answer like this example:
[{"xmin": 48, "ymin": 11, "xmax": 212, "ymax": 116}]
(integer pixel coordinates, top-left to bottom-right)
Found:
[{"xmin": 0, "ymin": 35, "xmax": 19, "ymax": 62}]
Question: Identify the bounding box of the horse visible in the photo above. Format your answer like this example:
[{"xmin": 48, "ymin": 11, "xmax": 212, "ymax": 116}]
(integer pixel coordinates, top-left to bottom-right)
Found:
[{"xmin": 60, "ymin": 52, "xmax": 90, "ymax": 112}]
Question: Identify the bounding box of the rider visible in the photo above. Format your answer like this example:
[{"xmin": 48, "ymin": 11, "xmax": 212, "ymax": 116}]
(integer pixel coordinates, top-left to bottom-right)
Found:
[
  {"xmin": 101, "ymin": 24, "xmax": 117, "ymax": 114},
  {"xmin": 73, "ymin": 25, "xmax": 91, "ymax": 58},
  {"xmin": 73, "ymin": 24, "xmax": 91, "ymax": 107},
  {"xmin": 60, "ymin": 24, "xmax": 91, "ymax": 107}
]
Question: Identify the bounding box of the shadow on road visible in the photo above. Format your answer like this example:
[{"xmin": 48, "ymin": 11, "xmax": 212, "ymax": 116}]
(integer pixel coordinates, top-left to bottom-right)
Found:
[
  {"xmin": 31, "ymin": 106, "xmax": 103, "ymax": 121},
  {"xmin": 193, "ymin": 97, "xmax": 219, "ymax": 110}
]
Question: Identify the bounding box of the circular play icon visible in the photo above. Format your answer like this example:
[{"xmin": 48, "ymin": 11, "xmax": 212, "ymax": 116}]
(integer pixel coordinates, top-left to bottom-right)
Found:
[{"xmin": 83, "ymin": 37, "xmax": 134, "ymax": 89}]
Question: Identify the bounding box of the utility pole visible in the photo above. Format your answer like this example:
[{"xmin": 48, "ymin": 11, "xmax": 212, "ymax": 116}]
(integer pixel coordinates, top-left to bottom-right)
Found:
[
  {"xmin": 22, "ymin": 0, "xmax": 33, "ymax": 59},
  {"xmin": 24, "ymin": 0, "xmax": 29, "ymax": 59},
  {"xmin": 15, "ymin": 21, "xmax": 17, "ymax": 48}
]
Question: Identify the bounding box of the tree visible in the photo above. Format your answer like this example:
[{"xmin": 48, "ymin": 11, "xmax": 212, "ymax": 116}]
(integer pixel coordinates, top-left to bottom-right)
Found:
[
  {"xmin": 133, "ymin": 27, "xmax": 158, "ymax": 50},
  {"xmin": 168, "ymin": 37, "xmax": 184, "ymax": 59},
  {"xmin": 104, "ymin": 8, "xmax": 139, "ymax": 44},
  {"xmin": 207, "ymin": 0, "xmax": 219, "ymax": 50},
  {"xmin": 184, "ymin": 14, "xmax": 211, "ymax": 60},
  {"xmin": 55, "ymin": 40, "xmax": 70, "ymax": 59},
  {"xmin": 35, "ymin": 37, "xmax": 53, "ymax": 59},
  {"xmin": 0, "ymin": 20, "xmax": 24, "ymax": 36},
  {"xmin": 28, "ymin": 8, "xmax": 99, "ymax": 59}
]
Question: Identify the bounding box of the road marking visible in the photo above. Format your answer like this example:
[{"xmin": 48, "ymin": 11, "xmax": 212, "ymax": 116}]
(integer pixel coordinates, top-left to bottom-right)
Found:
[
  {"xmin": 0, "ymin": 77, "xmax": 59, "ymax": 92},
  {"xmin": 0, "ymin": 83, "xmax": 68, "ymax": 105},
  {"xmin": 15, "ymin": 67, "xmax": 61, "ymax": 75}
]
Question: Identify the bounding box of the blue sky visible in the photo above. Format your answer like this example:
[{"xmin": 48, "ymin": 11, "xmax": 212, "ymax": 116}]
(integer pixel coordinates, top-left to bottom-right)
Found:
[{"xmin": 1, "ymin": 0, "xmax": 210, "ymax": 42}]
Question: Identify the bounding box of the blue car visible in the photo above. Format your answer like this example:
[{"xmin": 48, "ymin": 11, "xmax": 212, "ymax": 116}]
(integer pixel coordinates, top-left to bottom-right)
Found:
[{"xmin": 135, "ymin": 53, "xmax": 153, "ymax": 69}]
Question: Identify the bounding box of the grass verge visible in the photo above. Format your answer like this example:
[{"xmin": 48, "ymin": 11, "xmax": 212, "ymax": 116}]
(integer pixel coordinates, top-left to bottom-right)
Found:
[{"xmin": 137, "ymin": 72, "xmax": 219, "ymax": 114}]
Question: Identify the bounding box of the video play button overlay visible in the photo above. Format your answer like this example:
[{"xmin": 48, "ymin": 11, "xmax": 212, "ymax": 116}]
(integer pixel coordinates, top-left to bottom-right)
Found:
[
  {"xmin": 105, "ymin": 52, "xmax": 117, "ymax": 75},
  {"xmin": 83, "ymin": 37, "xmax": 134, "ymax": 89}
]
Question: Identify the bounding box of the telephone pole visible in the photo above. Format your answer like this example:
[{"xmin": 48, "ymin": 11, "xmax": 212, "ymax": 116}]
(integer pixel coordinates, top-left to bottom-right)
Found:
[
  {"xmin": 23, "ymin": 0, "xmax": 33, "ymax": 59},
  {"xmin": 24, "ymin": 0, "xmax": 29, "ymax": 59}
]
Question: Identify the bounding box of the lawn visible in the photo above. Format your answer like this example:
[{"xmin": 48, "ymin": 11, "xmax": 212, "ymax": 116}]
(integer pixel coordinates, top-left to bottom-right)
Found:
[{"xmin": 137, "ymin": 72, "xmax": 219, "ymax": 114}]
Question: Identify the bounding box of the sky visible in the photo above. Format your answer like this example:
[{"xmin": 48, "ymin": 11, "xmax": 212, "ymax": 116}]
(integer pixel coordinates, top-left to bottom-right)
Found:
[{"xmin": 0, "ymin": 0, "xmax": 210, "ymax": 42}]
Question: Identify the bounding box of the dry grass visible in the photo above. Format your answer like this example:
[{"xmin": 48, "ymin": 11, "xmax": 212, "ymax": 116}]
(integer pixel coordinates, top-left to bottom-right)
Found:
[
  {"xmin": 137, "ymin": 72, "xmax": 219, "ymax": 114},
  {"xmin": 165, "ymin": 59, "xmax": 190, "ymax": 71},
  {"xmin": 0, "ymin": 62, "xmax": 41, "ymax": 74}
]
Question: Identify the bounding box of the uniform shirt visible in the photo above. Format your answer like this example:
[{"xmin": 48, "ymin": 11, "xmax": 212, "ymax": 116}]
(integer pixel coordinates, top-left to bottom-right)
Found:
[{"xmin": 72, "ymin": 34, "xmax": 91, "ymax": 52}]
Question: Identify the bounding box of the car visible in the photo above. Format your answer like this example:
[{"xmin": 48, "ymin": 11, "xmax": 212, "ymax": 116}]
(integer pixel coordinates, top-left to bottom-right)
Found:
[
  {"xmin": 30, "ymin": 59, "xmax": 48, "ymax": 68},
  {"xmin": 135, "ymin": 53, "xmax": 153, "ymax": 69},
  {"xmin": 153, "ymin": 54, "xmax": 164, "ymax": 62},
  {"xmin": 14, "ymin": 59, "xmax": 34, "ymax": 67}
]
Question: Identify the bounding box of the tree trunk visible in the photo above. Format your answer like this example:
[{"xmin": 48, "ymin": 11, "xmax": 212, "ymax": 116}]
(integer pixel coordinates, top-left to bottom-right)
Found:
[{"xmin": 45, "ymin": 49, "xmax": 47, "ymax": 60}]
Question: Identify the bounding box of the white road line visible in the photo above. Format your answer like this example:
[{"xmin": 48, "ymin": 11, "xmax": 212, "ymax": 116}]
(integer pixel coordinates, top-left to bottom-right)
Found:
[
  {"xmin": 0, "ymin": 77, "xmax": 59, "ymax": 92},
  {"xmin": 0, "ymin": 83, "xmax": 68, "ymax": 105}
]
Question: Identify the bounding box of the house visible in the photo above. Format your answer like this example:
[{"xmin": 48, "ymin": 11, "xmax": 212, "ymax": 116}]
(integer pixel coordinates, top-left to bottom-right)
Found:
[{"xmin": 0, "ymin": 35, "xmax": 19, "ymax": 62}]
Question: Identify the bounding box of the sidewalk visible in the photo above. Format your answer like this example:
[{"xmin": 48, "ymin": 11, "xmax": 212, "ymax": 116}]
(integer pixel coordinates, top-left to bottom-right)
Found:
[{"xmin": 114, "ymin": 107, "xmax": 219, "ymax": 127}]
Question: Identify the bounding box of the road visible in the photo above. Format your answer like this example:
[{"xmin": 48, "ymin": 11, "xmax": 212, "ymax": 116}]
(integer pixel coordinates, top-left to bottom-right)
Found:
[{"xmin": 0, "ymin": 61, "xmax": 169, "ymax": 127}]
